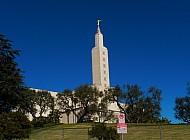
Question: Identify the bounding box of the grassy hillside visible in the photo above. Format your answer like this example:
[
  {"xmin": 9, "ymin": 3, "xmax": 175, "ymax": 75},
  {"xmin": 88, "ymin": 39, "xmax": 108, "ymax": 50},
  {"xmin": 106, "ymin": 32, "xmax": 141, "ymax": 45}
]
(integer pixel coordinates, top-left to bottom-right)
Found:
[{"xmin": 29, "ymin": 123, "xmax": 190, "ymax": 140}]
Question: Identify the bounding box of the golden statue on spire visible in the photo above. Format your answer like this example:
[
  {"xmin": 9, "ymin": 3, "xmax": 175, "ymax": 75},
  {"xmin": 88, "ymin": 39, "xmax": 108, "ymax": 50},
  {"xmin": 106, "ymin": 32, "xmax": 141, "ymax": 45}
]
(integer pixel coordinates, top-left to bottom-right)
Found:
[{"xmin": 97, "ymin": 20, "xmax": 102, "ymax": 26}]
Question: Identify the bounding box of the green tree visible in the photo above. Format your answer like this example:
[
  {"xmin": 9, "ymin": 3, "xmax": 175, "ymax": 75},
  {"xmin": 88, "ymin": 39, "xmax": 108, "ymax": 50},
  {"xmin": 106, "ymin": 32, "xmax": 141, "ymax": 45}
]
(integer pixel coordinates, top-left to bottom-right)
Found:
[
  {"xmin": 74, "ymin": 84, "xmax": 100, "ymax": 123},
  {"xmin": 57, "ymin": 87, "xmax": 115, "ymax": 123},
  {"xmin": 48, "ymin": 95, "xmax": 59, "ymax": 123},
  {"xmin": 107, "ymin": 85, "xmax": 162, "ymax": 123},
  {"xmin": 105, "ymin": 85, "xmax": 125, "ymax": 115},
  {"xmin": 0, "ymin": 34, "xmax": 27, "ymax": 113},
  {"xmin": 123, "ymin": 85, "xmax": 144, "ymax": 123},
  {"xmin": 35, "ymin": 90, "xmax": 54, "ymax": 117},
  {"xmin": 57, "ymin": 85, "xmax": 100, "ymax": 123},
  {"xmin": 174, "ymin": 83, "xmax": 190, "ymax": 123},
  {"xmin": 56, "ymin": 89, "xmax": 74, "ymax": 123},
  {"xmin": 143, "ymin": 87, "xmax": 162, "ymax": 122},
  {"xmin": 0, "ymin": 112, "xmax": 32, "ymax": 140},
  {"xmin": 106, "ymin": 85, "xmax": 143, "ymax": 123},
  {"xmin": 100, "ymin": 89, "xmax": 118, "ymax": 123},
  {"xmin": 30, "ymin": 90, "xmax": 55, "ymax": 127},
  {"xmin": 48, "ymin": 109, "xmax": 61, "ymax": 123},
  {"xmin": 24, "ymin": 89, "xmax": 38, "ymax": 119}
]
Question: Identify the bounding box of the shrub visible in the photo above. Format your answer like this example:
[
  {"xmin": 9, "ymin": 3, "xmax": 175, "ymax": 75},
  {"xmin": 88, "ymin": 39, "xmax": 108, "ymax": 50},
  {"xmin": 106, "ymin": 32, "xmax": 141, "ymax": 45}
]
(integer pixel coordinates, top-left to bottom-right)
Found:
[
  {"xmin": 0, "ymin": 112, "xmax": 32, "ymax": 140},
  {"xmin": 89, "ymin": 123, "xmax": 119, "ymax": 140}
]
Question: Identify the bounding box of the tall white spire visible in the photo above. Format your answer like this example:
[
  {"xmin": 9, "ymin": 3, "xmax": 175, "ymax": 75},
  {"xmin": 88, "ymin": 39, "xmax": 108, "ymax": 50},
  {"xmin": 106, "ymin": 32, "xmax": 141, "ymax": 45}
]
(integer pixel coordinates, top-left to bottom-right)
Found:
[
  {"xmin": 92, "ymin": 20, "xmax": 110, "ymax": 91},
  {"xmin": 95, "ymin": 20, "xmax": 104, "ymax": 47}
]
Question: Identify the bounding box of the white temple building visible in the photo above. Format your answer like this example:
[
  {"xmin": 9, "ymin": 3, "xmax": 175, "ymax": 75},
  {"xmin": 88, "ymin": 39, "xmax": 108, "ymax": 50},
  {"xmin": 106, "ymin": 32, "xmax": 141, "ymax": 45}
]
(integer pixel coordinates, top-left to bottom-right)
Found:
[{"xmin": 28, "ymin": 20, "xmax": 120, "ymax": 123}]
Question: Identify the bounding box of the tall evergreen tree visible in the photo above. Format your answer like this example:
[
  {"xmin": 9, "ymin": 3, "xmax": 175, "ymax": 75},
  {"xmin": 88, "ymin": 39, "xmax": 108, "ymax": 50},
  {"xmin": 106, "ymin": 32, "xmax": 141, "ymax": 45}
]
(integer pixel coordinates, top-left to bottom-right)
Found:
[
  {"xmin": 0, "ymin": 35, "xmax": 32, "ymax": 139},
  {"xmin": 0, "ymin": 34, "xmax": 26, "ymax": 113}
]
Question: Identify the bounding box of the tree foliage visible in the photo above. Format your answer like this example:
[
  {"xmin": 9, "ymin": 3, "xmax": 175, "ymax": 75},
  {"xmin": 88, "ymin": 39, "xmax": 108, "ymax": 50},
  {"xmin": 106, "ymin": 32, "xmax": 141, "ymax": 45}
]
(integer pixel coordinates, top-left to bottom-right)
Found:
[
  {"xmin": 30, "ymin": 90, "xmax": 55, "ymax": 127},
  {"xmin": 174, "ymin": 83, "xmax": 190, "ymax": 123},
  {"xmin": 35, "ymin": 90, "xmax": 54, "ymax": 117},
  {"xmin": 74, "ymin": 85, "xmax": 103, "ymax": 123},
  {"xmin": 0, "ymin": 112, "xmax": 32, "ymax": 140},
  {"xmin": 24, "ymin": 89, "xmax": 38, "ymax": 118},
  {"xmin": 0, "ymin": 35, "xmax": 33, "ymax": 139},
  {"xmin": 142, "ymin": 87, "xmax": 162, "ymax": 122},
  {"xmin": 59, "ymin": 84, "xmax": 162, "ymax": 123},
  {"xmin": 123, "ymin": 85, "xmax": 144, "ymax": 123},
  {"xmin": 0, "ymin": 34, "xmax": 27, "ymax": 113},
  {"xmin": 25, "ymin": 89, "xmax": 57, "ymax": 123},
  {"xmin": 57, "ymin": 85, "xmax": 101, "ymax": 123},
  {"xmin": 56, "ymin": 89, "xmax": 73, "ymax": 123},
  {"xmin": 106, "ymin": 85, "xmax": 162, "ymax": 123},
  {"xmin": 98, "ymin": 94, "xmax": 115, "ymax": 123}
]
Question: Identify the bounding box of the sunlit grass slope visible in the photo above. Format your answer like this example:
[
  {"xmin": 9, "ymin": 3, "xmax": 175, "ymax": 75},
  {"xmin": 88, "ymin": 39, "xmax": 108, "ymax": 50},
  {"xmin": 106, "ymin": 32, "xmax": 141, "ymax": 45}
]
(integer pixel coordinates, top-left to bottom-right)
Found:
[{"xmin": 29, "ymin": 123, "xmax": 190, "ymax": 140}]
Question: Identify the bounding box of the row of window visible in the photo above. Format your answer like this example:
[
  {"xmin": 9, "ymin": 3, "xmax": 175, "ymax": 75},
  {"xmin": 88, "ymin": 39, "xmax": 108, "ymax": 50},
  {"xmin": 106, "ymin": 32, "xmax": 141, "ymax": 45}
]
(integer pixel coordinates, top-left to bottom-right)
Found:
[{"xmin": 103, "ymin": 52, "xmax": 107, "ymax": 86}]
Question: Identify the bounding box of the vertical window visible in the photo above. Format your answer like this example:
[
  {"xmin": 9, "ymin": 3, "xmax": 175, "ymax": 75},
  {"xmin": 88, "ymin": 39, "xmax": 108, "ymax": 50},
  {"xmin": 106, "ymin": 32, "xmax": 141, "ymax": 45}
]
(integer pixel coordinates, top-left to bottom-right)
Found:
[
  {"xmin": 103, "ymin": 51, "xmax": 105, "ymax": 55},
  {"xmin": 104, "ymin": 77, "xmax": 106, "ymax": 81},
  {"xmin": 103, "ymin": 64, "xmax": 106, "ymax": 68},
  {"xmin": 104, "ymin": 71, "xmax": 106, "ymax": 74},
  {"xmin": 103, "ymin": 58, "xmax": 106, "ymax": 61}
]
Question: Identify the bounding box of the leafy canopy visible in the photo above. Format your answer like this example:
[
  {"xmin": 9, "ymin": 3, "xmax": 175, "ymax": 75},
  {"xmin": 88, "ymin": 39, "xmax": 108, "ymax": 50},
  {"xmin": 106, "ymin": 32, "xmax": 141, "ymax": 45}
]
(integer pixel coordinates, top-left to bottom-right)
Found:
[
  {"xmin": 174, "ymin": 83, "xmax": 190, "ymax": 123},
  {"xmin": 0, "ymin": 112, "xmax": 32, "ymax": 140},
  {"xmin": 0, "ymin": 34, "xmax": 26, "ymax": 113},
  {"xmin": 106, "ymin": 84, "xmax": 162, "ymax": 123}
]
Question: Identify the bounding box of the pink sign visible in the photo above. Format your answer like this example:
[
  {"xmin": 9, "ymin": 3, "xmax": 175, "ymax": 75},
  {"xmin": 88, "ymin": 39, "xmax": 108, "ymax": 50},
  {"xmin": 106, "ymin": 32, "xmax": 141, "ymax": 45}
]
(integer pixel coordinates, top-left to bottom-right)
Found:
[
  {"xmin": 118, "ymin": 113, "xmax": 125, "ymax": 123},
  {"xmin": 117, "ymin": 123, "xmax": 127, "ymax": 133}
]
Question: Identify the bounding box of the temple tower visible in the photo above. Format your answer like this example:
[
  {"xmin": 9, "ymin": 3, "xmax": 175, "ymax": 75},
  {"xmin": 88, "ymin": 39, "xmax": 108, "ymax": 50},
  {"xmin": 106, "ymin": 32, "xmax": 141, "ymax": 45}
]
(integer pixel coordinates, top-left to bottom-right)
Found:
[{"xmin": 92, "ymin": 20, "xmax": 110, "ymax": 91}]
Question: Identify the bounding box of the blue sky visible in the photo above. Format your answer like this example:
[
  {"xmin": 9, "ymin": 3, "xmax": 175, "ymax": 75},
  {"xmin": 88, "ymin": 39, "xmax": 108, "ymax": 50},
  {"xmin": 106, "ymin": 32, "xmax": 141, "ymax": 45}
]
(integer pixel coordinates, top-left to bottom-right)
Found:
[{"xmin": 1, "ymin": 0, "xmax": 190, "ymax": 123}]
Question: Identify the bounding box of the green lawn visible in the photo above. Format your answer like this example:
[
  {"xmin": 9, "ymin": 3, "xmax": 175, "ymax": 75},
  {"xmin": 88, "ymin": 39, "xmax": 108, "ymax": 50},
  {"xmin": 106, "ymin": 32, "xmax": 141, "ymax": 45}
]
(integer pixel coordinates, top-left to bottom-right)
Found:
[
  {"xmin": 124, "ymin": 124, "xmax": 190, "ymax": 140},
  {"xmin": 29, "ymin": 123, "xmax": 190, "ymax": 140}
]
